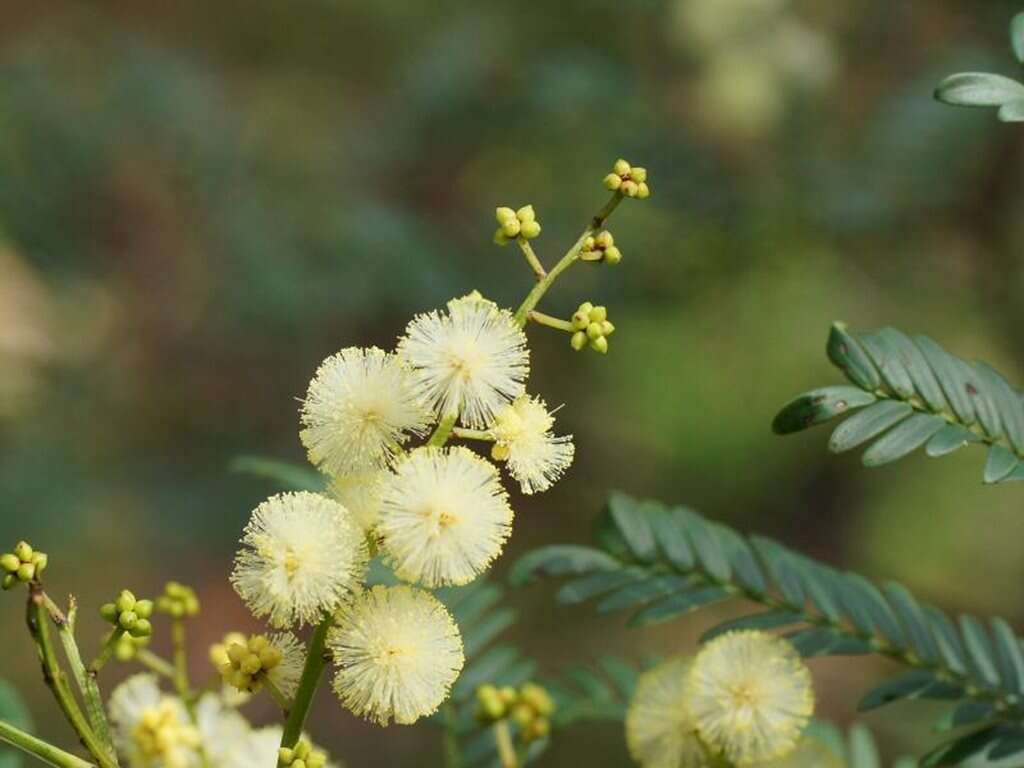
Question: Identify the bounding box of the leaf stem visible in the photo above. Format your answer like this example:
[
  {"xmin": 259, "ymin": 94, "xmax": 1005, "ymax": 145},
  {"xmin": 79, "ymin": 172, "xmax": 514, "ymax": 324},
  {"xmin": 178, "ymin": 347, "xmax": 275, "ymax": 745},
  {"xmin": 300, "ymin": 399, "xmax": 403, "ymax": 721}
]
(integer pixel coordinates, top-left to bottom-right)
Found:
[
  {"xmin": 277, "ymin": 617, "xmax": 333, "ymax": 766},
  {"xmin": 517, "ymin": 239, "xmax": 547, "ymax": 280},
  {"xmin": 513, "ymin": 192, "xmax": 623, "ymax": 327},
  {"xmin": 0, "ymin": 719, "xmax": 96, "ymax": 768}
]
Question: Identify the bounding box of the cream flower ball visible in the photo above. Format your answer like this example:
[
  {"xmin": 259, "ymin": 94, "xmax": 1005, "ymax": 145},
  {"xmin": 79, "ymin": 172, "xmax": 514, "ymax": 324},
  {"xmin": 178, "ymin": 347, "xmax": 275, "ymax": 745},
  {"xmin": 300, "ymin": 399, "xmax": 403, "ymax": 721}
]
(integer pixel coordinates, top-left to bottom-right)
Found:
[
  {"xmin": 330, "ymin": 585, "xmax": 465, "ymax": 726},
  {"xmin": 491, "ymin": 394, "xmax": 574, "ymax": 494},
  {"xmin": 231, "ymin": 492, "xmax": 368, "ymax": 627},
  {"xmin": 376, "ymin": 446, "xmax": 513, "ymax": 588},
  {"xmin": 625, "ymin": 656, "xmax": 710, "ymax": 768}
]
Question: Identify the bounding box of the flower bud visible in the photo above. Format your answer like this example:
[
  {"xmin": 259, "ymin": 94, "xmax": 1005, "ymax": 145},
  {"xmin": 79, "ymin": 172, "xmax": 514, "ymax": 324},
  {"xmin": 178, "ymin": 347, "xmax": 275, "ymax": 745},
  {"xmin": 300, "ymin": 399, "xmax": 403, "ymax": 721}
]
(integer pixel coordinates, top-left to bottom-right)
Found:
[
  {"xmin": 570, "ymin": 331, "xmax": 588, "ymax": 351},
  {"xmin": 2, "ymin": 574, "xmax": 16, "ymax": 590},
  {"xmin": 13, "ymin": 542, "xmax": 32, "ymax": 562},
  {"xmin": 0, "ymin": 555, "xmax": 19, "ymax": 574},
  {"xmin": 490, "ymin": 443, "xmax": 511, "ymax": 462},
  {"xmin": 613, "ymin": 159, "xmax": 631, "ymax": 176},
  {"xmin": 16, "ymin": 563, "xmax": 35, "ymax": 582},
  {"xmin": 515, "ymin": 205, "xmax": 535, "ymax": 223},
  {"xmin": 586, "ymin": 322, "xmax": 603, "ymax": 341},
  {"xmin": 589, "ymin": 305, "xmax": 608, "ymax": 323},
  {"xmin": 601, "ymin": 320, "xmax": 616, "ymax": 336},
  {"xmin": 31, "ymin": 553, "xmax": 48, "ymax": 574},
  {"xmin": 571, "ymin": 310, "xmax": 590, "ymax": 330},
  {"xmin": 636, "ymin": 182, "xmax": 650, "ymax": 199},
  {"xmin": 630, "ymin": 167, "xmax": 647, "ymax": 183},
  {"xmin": 603, "ymin": 173, "xmax": 622, "ymax": 191},
  {"xmin": 621, "ymin": 180, "xmax": 639, "ymax": 198},
  {"xmin": 129, "ymin": 619, "xmax": 152, "ymax": 638},
  {"xmin": 594, "ymin": 231, "xmax": 614, "ymax": 249},
  {"xmin": 501, "ymin": 218, "xmax": 521, "ymax": 238},
  {"xmin": 100, "ymin": 603, "xmax": 119, "ymax": 622},
  {"xmin": 591, "ymin": 336, "xmax": 609, "ymax": 354},
  {"xmin": 519, "ymin": 220, "xmax": 541, "ymax": 239},
  {"xmin": 510, "ymin": 703, "xmax": 535, "ymax": 728},
  {"xmin": 493, "ymin": 228, "xmax": 510, "ymax": 246},
  {"xmin": 116, "ymin": 590, "xmax": 137, "ymax": 614},
  {"xmin": 134, "ymin": 600, "xmax": 154, "ymax": 619},
  {"xmin": 603, "ymin": 246, "xmax": 622, "ymax": 265},
  {"xmin": 495, "ymin": 207, "xmax": 516, "ymax": 224}
]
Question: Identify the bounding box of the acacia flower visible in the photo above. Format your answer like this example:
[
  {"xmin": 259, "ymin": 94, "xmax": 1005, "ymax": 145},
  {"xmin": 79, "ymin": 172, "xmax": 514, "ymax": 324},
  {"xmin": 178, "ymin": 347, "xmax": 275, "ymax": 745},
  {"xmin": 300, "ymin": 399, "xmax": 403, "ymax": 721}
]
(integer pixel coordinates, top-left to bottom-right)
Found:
[
  {"xmin": 688, "ymin": 631, "xmax": 814, "ymax": 766},
  {"xmin": 231, "ymin": 492, "xmax": 368, "ymax": 628},
  {"xmin": 625, "ymin": 656, "xmax": 708, "ymax": 768},
  {"xmin": 211, "ymin": 632, "xmax": 304, "ymax": 699},
  {"xmin": 330, "ymin": 585, "xmax": 465, "ymax": 726},
  {"xmin": 376, "ymin": 446, "xmax": 513, "ymax": 587},
  {"xmin": 300, "ymin": 347, "xmax": 431, "ymax": 477},
  {"xmin": 398, "ymin": 293, "xmax": 530, "ymax": 429},
  {"xmin": 491, "ymin": 395, "xmax": 574, "ymax": 494},
  {"xmin": 194, "ymin": 693, "xmax": 250, "ymax": 767},
  {"xmin": 109, "ymin": 674, "xmax": 201, "ymax": 768},
  {"xmin": 330, "ymin": 469, "xmax": 387, "ymax": 534}
]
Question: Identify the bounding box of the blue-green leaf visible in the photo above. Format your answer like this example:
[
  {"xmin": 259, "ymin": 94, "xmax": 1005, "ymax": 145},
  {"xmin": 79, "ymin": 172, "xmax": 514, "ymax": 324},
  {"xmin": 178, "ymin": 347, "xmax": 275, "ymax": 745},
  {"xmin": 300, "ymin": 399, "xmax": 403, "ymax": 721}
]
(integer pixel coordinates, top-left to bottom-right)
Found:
[{"xmin": 935, "ymin": 72, "xmax": 1024, "ymax": 107}]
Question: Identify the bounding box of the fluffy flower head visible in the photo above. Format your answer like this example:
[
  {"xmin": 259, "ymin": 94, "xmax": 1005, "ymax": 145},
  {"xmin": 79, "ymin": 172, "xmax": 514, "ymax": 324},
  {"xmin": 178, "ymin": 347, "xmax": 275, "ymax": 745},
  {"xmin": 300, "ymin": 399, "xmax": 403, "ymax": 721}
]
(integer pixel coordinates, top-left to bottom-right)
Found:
[
  {"xmin": 689, "ymin": 631, "xmax": 814, "ymax": 766},
  {"xmin": 492, "ymin": 395, "xmax": 574, "ymax": 494},
  {"xmin": 300, "ymin": 346, "xmax": 431, "ymax": 476},
  {"xmin": 330, "ymin": 585, "xmax": 465, "ymax": 726},
  {"xmin": 211, "ymin": 632, "xmax": 304, "ymax": 699},
  {"xmin": 625, "ymin": 656, "xmax": 708, "ymax": 768},
  {"xmin": 398, "ymin": 294, "xmax": 530, "ymax": 428},
  {"xmin": 330, "ymin": 469, "xmax": 387, "ymax": 534},
  {"xmin": 109, "ymin": 674, "xmax": 201, "ymax": 768},
  {"xmin": 377, "ymin": 446, "xmax": 513, "ymax": 587},
  {"xmin": 231, "ymin": 492, "xmax": 368, "ymax": 627}
]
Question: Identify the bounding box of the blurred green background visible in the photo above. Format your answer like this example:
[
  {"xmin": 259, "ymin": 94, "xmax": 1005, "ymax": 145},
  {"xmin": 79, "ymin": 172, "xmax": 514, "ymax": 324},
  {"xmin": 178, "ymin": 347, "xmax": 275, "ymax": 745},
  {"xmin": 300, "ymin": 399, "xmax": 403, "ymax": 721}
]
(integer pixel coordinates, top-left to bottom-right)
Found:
[{"xmin": 3, "ymin": 0, "xmax": 1024, "ymax": 763}]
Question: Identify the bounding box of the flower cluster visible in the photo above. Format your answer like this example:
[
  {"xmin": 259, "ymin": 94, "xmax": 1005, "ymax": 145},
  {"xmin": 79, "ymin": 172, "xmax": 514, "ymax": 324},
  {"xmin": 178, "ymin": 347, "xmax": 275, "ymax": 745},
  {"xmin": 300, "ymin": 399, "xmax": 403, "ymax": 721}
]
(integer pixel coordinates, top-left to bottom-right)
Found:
[
  {"xmin": 570, "ymin": 302, "xmax": 615, "ymax": 354},
  {"xmin": 211, "ymin": 632, "xmax": 304, "ymax": 698},
  {"xmin": 108, "ymin": 675, "xmax": 338, "ymax": 768},
  {"xmin": 0, "ymin": 540, "xmax": 47, "ymax": 590},
  {"xmin": 100, "ymin": 590, "xmax": 155, "ymax": 639},
  {"xmin": 580, "ymin": 230, "xmax": 622, "ymax": 264},
  {"xmin": 494, "ymin": 205, "xmax": 542, "ymax": 245},
  {"xmin": 603, "ymin": 158, "xmax": 651, "ymax": 199},
  {"xmin": 476, "ymin": 681, "xmax": 556, "ymax": 745},
  {"xmin": 625, "ymin": 631, "xmax": 814, "ymax": 767},
  {"xmin": 156, "ymin": 581, "xmax": 201, "ymax": 619}
]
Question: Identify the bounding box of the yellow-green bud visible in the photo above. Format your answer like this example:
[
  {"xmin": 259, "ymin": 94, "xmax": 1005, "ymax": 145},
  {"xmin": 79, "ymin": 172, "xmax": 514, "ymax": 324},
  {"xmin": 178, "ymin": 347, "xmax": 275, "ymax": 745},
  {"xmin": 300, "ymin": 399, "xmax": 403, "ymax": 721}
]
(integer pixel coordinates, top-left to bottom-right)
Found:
[
  {"xmin": 2, "ymin": 574, "xmax": 16, "ymax": 590},
  {"xmin": 636, "ymin": 182, "xmax": 650, "ymax": 199},
  {"xmin": 501, "ymin": 218, "xmax": 521, "ymax": 238},
  {"xmin": 134, "ymin": 600, "xmax": 154, "ymax": 619},
  {"xmin": 603, "ymin": 173, "xmax": 622, "ymax": 191},
  {"xmin": 31, "ymin": 553, "xmax": 48, "ymax": 574},
  {"xmin": 116, "ymin": 590, "xmax": 137, "ymax": 613},
  {"xmin": 119, "ymin": 611, "xmax": 138, "ymax": 630},
  {"xmin": 580, "ymin": 249, "xmax": 602, "ymax": 262},
  {"xmin": 510, "ymin": 703, "xmax": 535, "ymax": 729},
  {"xmin": 495, "ymin": 207, "xmax": 516, "ymax": 224},
  {"xmin": 630, "ymin": 167, "xmax": 647, "ymax": 183},
  {"xmin": 279, "ymin": 748, "xmax": 294, "ymax": 764},
  {"xmin": 100, "ymin": 603, "xmax": 118, "ymax": 622},
  {"xmin": 499, "ymin": 686, "xmax": 518, "ymax": 705},
  {"xmin": 621, "ymin": 180, "xmax": 639, "ymax": 198},
  {"xmin": 594, "ymin": 231, "xmax": 614, "ymax": 249},
  {"xmin": 571, "ymin": 310, "xmax": 590, "ymax": 330},
  {"xmin": 586, "ymin": 322, "xmax": 603, "ymax": 341},
  {"xmin": 613, "ymin": 159, "xmax": 631, "ymax": 176},
  {"xmin": 521, "ymin": 683, "xmax": 556, "ymax": 717},
  {"xmin": 14, "ymin": 542, "xmax": 33, "ymax": 562},
  {"xmin": 589, "ymin": 305, "xmax": 608, "ymax": 323},
  {"xmin": 601, "ymin": 320, "xmax": 615, "ymax": 336},
  {"xmin": 16, "ymin": 563, "xmax": 35, "ymax": 582},
  {"xmin": 603, "ymin": 246, "xmax": 622, "ymax": 264},
  {"xmin": 528, "ymin": 717, "xmax": 551, "ymax": 742},
  {"xmin": 570, "ymin": 331, "xmax": 588, "ymax": 351},
  {"xmin": 0, "ymin": 554, "xmax": 19, "ymax": 573},
  {"xmin": 493, "ymin": 228, "xmax": 510, "ymax": 246},
  {"xmin": 129, "ymin": 618, "xmax": 152, "ymax": 638},
  {"xmin": 516, "ymin": 205, "xmax": 535, "ymax": 223},
  {"xmin": 519, "ymin": 220, "xmax": 541, "ymax": 239},
  {"xmin": 490, "ymin": 443, "xmax": 510, "ymax": 461},
  {"xmin": 476, "ymin": 685, "xmax": 506, "ymax": 721},
  {"xmin": 591, "ymin": 336, "xmax": 609, "ymax": 354},
  {"xmin": 582, "ymin": 236, "xmax": 595, "ymax": 250}
]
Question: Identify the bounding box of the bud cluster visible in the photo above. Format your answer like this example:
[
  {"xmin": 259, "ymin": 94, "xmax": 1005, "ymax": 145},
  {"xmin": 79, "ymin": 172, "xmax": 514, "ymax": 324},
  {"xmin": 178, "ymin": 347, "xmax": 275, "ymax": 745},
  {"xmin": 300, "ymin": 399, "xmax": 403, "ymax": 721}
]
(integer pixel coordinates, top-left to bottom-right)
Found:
[
  {"xmin": 156, "ymin": 581, "xmax": 200, "ymax": 619},
  {"xmin": 1, "ymin": 541, "xmax": 47, "ymax": 590},
  {"xmin": 211, "ymin": 633, "xmax": 283, "ymax": 693},
  {"xmin": 115, "ymin": 631, "xmax": 151, "ymax": 662},
  {"xmin": 603, "ymin": 158, "xmax": 650, "ymax": 199},
  {"xmin": 494, "ymin": 205, "xmax": 542, "ymax": 245},
  {"xmin": 580, "ymin": 230, "xmax": 622, "ymax": 265},
  {"xmin": 570, "ymin": 302, "xmax": 615, "ymax": 354},
  {"xmin": 100, "ymin": 590, "xmax": 154, "ymax": 638},
  {"xmin": 278, "ymin": 740, "xmax": 328, "ymax": 768},
  {"xmin": 476, "ymin": 682, "xmax": 556, "ymax": 744}
]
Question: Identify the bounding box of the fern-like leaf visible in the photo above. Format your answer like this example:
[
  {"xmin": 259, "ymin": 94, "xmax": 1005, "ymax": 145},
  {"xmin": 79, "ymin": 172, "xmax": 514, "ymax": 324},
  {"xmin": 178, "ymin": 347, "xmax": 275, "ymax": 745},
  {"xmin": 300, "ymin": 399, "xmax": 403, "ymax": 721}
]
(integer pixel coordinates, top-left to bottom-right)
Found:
[
  {"xmin": 511, "ymin": 492, "xmax": 1024, "ymax": 763},
  {"xmin": 772, "ymin": 323, "xmax": 1024, "ymax": 483}
]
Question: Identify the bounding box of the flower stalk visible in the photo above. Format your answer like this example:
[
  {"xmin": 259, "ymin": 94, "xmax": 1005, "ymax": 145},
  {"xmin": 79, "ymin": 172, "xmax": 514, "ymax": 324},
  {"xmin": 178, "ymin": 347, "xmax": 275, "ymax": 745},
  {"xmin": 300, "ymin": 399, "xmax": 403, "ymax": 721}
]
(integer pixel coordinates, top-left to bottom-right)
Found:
[
  {"xmin": 277, "ymin": 616, "xmax": 333, "ymax": 766},
  {"xmin": 0, "ymin": 718, "xmax": 96, "ymax": 768}
]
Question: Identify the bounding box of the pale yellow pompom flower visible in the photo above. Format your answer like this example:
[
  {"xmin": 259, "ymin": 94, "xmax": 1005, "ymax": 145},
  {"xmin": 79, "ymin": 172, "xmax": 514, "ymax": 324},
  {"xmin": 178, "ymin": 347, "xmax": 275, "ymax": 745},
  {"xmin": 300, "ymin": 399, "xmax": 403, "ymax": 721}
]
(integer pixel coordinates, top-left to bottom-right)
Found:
[
  {"xmin": 330, "ymin": 585, "xmax": 465, "ymax": 726},
  {"xmin": 625, "ymin": 656, "xmax": 709, "ymax": 768},
  {"xmin": 330, "ymin": 469, "xmax": 387, "ymax": 534},
  {"xmin": 231, "ymin": 492, "xmax": 369, "ymax": 628},
  {"xmin": 212, "ymin": 632, "xmax": 305, "ymax": 699},
  {"xmin": 109, "ymin": 674, "xmax": 202, "ymax": 768},
  {"xmin": 492, "ymin": 395, "xmax": 574, "ymax": 494},
  {"xmin": 398, "ymin": 294, "xmax": 530, "ymax": 429},
  {"xmin": 689, "ymin": 631, "xmax": 814, "ymax": 766},
  {"xmin": 377, "ymin": 446, "xmax": 513, "ymax": 588},
  {"xmin": 300, "ymin": 346, "xmax": 431, "ymax": 477}
]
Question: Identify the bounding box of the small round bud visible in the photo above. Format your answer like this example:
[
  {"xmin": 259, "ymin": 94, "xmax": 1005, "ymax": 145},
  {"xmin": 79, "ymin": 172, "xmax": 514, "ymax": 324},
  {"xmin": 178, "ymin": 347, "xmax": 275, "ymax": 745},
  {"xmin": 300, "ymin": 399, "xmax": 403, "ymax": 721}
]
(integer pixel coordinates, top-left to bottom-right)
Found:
[
  {"xmin": 134, "ymin": 600, "xmax": 154, "ymax": 619},
  {"xmin": 13, "ymin": 542, "xmax": 33, "ymax": 562},
  {"xmin": 601, "ymin": 321, "xmax": 616, "ymax": 336},
  {"xmin": 499, "ymin": 686, "xmax": 518, "ymax": 705},
  {"xmin": 582, "ymin": 236, "xmax": 595, "ymax": 250},
  {"xmin": 16, "ymin": 563, "xmax": 35, "ymax": 582},
  {"xmin": 621, "ymin": 180, "xmax": 639, "ymax": 198},
  {"xmin": 119, "ymin": 611, "xmax": 138, "ymax": 630},
  {"xmin": 510, "ymin": 703, "xmax": 535, "ymax": 729},
  {"xmin": 603, "ymin": 173, "xmax": 622, "ymax": 191},
  {"xmin": 30, "ymin": 553, "xmax": 48, "ymax": 574},
  {"xmin": 521, "ymin": 683, "xmax": 556, "ymax": 717},
  {"xmin": 0, "ymin": 555, "xmax": 19, "ymax": 574},
  {"xmin": 594, "ymin": 231, "xmax": 614, "ymax": 249},
  {"xmin": 2, "ymin": 574, "xmax": 16, "ymax": 590},
  {"xmin": 519, "ymin": 220, "xmax": 541, "ymax": 239},
  {"xmin": 279, "ymin": 748, "xmax": 294, "ymax": 765},
  {"xmin": 100, "ymin": 603, "xmax": 119, "ymax": 622},
  {"xmin": 116, "ymin": 590, "xmax": 137, "ymax": 613},
  {"xmin": 529, "ymin": 718, "xmax": 551, "ymax": 741},
  {"xmin": 570, "ymin": 331, "xmax": 588, "ymax": 351},
  {"xmin": 586, "ymin": 322, "xmax": 603, "ymax": 341},
  {"xmin": 571, "ymin": 311, "xmax": 590, "ymax": 330},
  {"xmin": 492, "ymin": 228, "xmax": 510, "ymax": 246},
  {"xmin": 129, "ymin": 619, "xmax": 152, "ymax": 638},
  {"xmin": 630, "ymin": 167, "xmax": 647, "ymax": 183},
  {"xmin": 490, "ymin": 443, "xmax": 510, "ymax": 462},
  {"xmin": 613, "ymin": 159, "xmax": 631, "ymax": 176},
  {"xmin": 636, "ymin": 182, "xmax": 650, "ymax": 199},
  {"xmin": 589, "ymin": 305, "xmax": 608, "ymax": 323},
  {"xmin": 603, "ymin": 246, "xmax": 622, "ymax": 265},
  {"xmin": 516, "ymin": 205, "xmax": 535, "ymax": 223},
  {"xmin": 591, "ymin": 336, "xmax": 609, "ymax": 354},
  {"xmin": 495, "ymin": 207, "xmax": 516, "ymax": 224},
  {"xmin": 501, "ymin": 218, "xmax": 521, "ymax": 238}
]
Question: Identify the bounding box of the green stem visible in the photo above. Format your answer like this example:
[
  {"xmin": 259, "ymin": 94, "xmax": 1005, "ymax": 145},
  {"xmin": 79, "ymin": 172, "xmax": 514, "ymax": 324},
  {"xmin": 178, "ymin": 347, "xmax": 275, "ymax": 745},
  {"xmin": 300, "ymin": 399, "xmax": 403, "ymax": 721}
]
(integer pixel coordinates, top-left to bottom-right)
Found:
[
  {"xmin": 264, "ymin": 678, "xmax": 292, "ymax": 714},
  {"xmin": 516, "ymin": 239, "xmax": 546, "ymax": 279},
  {"xmin": 527, "ymin": 311, "xmax": 575, "ymax": 333},
  {"xmin": 88, "ymin": 631, "xmax": 121, "ymax": 675},
  {"xmin": 451, "ymin": 427, "xmax": 494, "ymax": 442},
  {"xmin": 171, "ymin": 620, "xmax": 193, "ymax": 709},
  {"xmin": 0, "ymin": 719, "xmax": 96, "ymax": 768},
  {"xmin": 26, "ymin": 588, "xmax": 118, "ymax": 768},
  {"xmin": 427, "ymin": 413, "xmax": 458, "ymax": 448},
  {"xmin": 135, "ymin": 649, "xmax": 177, "ymax": 680},
  {"xmin": 44, "ymin": 596, "xmax": 114, "ymax": 755},
  {"xmin": 513, "ymin": 192, "xmax": 623, "ymax": 327},
  {"xmin": 442, "ymin": 704, "xmax": 462, "ymax": 768},
  {"xmin": 493, "ymin": 721, "xmax": 517, "ymax": 768},
  {"xmin": 277, "ymin": 617, "xmax": 333, "ymax": 766}
]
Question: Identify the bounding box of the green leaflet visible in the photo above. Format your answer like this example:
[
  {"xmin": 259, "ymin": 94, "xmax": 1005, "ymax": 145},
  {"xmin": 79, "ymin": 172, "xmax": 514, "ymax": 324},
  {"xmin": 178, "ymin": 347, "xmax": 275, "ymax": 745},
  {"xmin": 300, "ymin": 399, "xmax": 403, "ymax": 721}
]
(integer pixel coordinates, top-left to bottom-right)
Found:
[
  {"xmin": 512, "ymin": 492, "xmax": 1024, "ymax": 764},
  {"xmin": 774, "ymin": 323, "xmax": 1024, "ymax": 484}
]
